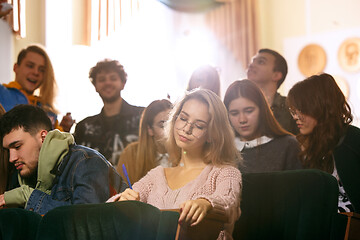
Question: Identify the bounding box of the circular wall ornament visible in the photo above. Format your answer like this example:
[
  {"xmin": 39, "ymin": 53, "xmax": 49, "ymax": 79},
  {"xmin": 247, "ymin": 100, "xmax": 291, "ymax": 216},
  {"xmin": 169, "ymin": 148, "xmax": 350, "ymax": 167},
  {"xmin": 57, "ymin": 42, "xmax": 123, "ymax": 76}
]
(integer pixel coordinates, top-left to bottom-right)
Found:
[
  {"xmin": 338, "ymin": 37, "xmax": 360, "ymax": 72},
  {"xmin": 298, "ymin": 44, "xmax": 327, "ymax": 77},
  {"xmin": 333, "ymin": 75, "xmax": 350, "ymax": 99}
]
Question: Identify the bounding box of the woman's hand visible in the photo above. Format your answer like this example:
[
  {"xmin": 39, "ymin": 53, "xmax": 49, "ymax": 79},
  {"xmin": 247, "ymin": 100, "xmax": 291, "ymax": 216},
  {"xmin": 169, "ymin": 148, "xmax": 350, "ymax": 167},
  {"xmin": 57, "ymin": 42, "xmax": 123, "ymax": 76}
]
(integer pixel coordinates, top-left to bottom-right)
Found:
[
  {"xmin": 119, "ymin": 188, "xmax": 140, "ymax": 201},
  {"xmin": 106, "ymin": 193, "xmax": 121, "ymax": 202},
  {"xmin": 0, "ymin": 194, "xmax": 5, "ymax": 208},
  {"xmin": 106, "ymin": 188, "xmax": 140, "ymax": 202},
  {"xmin": 179, "ymin": 198, "xmax": 212, "ymax": 226}
]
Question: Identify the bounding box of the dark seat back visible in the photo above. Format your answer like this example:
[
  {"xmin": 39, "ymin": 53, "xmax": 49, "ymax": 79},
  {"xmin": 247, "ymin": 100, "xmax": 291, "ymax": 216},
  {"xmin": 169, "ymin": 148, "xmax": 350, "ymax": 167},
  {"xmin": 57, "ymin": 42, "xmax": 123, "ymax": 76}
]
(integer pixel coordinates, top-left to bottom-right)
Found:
[
  {"xmin": 233, "ymin": 169, "xmax": 347, "ymax": 240},
  {"xmin": 0, "ymin": 208, "xmax": 42, "ymax": 240},
  {"xmin": 36, "ymin": 201, "xmax": 179, "ymax": 240}
]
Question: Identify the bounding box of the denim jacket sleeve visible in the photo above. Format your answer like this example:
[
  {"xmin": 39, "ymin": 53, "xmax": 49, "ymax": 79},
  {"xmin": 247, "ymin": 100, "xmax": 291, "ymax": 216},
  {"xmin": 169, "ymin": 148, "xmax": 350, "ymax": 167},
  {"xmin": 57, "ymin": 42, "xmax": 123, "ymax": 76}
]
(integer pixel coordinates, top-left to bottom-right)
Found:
[{"xmin": 25, "ymin": 147, "xmax": 122, "ymax": 215}]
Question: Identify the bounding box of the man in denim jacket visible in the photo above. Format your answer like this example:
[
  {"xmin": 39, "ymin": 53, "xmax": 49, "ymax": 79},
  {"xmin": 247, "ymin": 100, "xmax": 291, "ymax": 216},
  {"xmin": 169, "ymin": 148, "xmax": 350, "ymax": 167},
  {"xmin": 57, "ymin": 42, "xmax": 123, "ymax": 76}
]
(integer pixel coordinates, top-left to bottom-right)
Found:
[{"xmin": 0, "ymin": 105, "xmax": 127, "ymax": 215}]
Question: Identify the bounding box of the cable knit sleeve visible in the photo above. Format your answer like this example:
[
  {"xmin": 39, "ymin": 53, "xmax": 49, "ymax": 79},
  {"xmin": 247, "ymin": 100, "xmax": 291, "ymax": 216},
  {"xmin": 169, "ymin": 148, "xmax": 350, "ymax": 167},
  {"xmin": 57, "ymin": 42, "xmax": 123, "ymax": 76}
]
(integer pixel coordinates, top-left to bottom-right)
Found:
[
  {"xmin": 132, "ymin": 166, "xmax": 162, "ymax": 203},
  {"xmin": 197, "ymin": 166, "xmax": 242, "ymax": 224}
]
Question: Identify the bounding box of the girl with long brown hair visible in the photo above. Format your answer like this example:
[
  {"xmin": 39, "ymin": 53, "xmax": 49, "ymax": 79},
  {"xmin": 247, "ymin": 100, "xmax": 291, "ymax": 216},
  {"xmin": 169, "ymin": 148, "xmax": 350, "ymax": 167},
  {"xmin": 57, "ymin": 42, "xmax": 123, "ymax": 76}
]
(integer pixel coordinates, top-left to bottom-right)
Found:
[
  {"xmin": 0, "ymin": 104, "xmax": 10, "ymax": 195},
  {"xmin": 224, "ymin": 79, "xmax": 302, "ymax": 173},
  {"xmin": 287, "ymin": 73, "xmax": 359, "ymax": 212},
  {"xmin": 0, "ymin": 104, "xmax": 17, "ymax": 196},
  {"xmin": 186, "ymin": 65, "xmax": 221, "ymax": 96},
  {"xmin": 116, "ymin": 99, "xmax": 172, "ymax": 183}
]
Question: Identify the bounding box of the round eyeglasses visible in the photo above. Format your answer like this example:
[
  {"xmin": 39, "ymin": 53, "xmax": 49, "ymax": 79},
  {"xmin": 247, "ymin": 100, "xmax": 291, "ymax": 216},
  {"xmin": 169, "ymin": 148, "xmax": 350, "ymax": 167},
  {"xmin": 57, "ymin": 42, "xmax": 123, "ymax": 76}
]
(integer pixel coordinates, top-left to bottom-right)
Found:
[
  {"xmin": 289, "ymin": 108, "xmax": 304, "ymax": 121},
  {"xmin": 174, "ymin": 114, "xmax": 207, "ymax": 139}
]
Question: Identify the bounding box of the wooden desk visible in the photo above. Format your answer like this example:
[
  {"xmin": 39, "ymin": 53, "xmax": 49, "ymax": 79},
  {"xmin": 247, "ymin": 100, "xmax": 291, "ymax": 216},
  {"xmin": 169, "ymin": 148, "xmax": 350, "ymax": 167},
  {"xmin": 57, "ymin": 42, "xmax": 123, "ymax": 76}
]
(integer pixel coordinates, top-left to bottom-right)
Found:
[
  {"xmin": 341, "ymin": 212, "xmax": 360, "ymax": 240},
  {"xmin": 164, "ymin": 209, "xmax": 227, "ymax": 240}
]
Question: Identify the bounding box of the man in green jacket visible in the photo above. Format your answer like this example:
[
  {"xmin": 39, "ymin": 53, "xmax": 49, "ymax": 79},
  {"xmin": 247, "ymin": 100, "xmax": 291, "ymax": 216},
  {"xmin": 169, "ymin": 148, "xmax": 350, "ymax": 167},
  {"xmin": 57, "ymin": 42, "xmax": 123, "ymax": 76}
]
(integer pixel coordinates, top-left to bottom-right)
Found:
[{"xmin": 0, "ymin": 105, "xmax": 126, "ymax": 215}]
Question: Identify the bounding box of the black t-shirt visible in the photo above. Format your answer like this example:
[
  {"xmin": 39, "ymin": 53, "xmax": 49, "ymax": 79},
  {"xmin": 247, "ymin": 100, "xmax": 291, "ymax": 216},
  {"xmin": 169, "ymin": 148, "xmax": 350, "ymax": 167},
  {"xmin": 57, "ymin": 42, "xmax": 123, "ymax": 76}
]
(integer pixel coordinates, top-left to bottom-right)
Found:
[{"xmin": 74, "ymin": 100, "xmax": 144, "ymax": 165}]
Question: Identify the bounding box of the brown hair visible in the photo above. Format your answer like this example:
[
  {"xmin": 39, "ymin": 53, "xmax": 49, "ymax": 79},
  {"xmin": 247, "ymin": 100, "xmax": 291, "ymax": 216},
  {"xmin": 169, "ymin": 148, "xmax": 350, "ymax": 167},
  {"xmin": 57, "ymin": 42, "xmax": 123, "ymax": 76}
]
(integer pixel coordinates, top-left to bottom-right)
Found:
[
  {"xmin": 89, "ymin": 59, "xmax": 127, "ymax": 85},
  {"xmin": 0, "ymin": 104, "xmax": 11, "ymax": 194},
  {"xmin": 186, "ymin": 65, "xmax": 221, "ymax": 96},
  {"xmin": 17, "ymin": 45, "xmax": 58, "ymax": 113},
  {"xmin": 165, "ymin": 89, "xmax": 240, "ymax": 166},
  {"xmin": 117, "ymin": 99, "xmax": 172, "ymax": 183},
  {"xmin": 287, "ymin": 73, "xmax": 352, "ymax": 172},
  {"xmin": 224, "ymin": 79, "xmax": 290, "ymax": 138}
]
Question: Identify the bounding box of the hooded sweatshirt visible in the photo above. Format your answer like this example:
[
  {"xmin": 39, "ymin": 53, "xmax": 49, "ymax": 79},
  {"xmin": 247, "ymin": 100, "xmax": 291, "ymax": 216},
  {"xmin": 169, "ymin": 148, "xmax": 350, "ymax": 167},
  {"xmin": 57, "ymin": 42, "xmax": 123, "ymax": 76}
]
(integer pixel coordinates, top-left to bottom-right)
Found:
[{"xmin": 4, "ymin": 130, "xmax": 74, "ymax": 207}]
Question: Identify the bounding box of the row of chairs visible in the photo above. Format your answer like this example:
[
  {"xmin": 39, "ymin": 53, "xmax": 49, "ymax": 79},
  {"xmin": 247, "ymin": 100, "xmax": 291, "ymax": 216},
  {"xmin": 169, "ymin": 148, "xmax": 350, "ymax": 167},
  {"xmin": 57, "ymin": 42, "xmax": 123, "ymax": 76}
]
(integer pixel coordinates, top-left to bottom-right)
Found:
[{"xmin": 0, "ymin": 169, "xmax": 356, "ymax": 239}]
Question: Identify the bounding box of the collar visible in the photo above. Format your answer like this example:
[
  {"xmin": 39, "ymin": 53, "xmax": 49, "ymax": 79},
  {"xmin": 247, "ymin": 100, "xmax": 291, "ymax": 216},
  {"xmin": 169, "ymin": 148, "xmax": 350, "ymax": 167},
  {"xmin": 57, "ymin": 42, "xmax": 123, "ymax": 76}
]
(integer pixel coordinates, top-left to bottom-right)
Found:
[
  {"xmin": 157, "ymin": 152, "xmax": 168, "ymax": 161},
  {"xmin": 156, "ymin": 153, "xmax": 170, "ymax": 167},
  {"xmin": 4, "ymin": 81, "xmax": 41, "ymax": 105},
  {"xmin": 271, "ymin": 92, "xmax": 285, "ymax": 108},
  {"xmin": 100, "ymin": 98, "xmax": 129, "ymax": 118},
  {"xmin": 235, "ymin": 136, "xmax": 273, "ymax": 151}
]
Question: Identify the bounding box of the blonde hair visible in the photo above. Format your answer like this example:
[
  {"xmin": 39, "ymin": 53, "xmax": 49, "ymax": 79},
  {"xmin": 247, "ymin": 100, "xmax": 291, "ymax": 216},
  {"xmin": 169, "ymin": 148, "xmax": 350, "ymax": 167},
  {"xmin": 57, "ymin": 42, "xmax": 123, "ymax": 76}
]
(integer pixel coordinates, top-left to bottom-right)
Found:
[
  {"xmin": 165, "ymin": 89, "xmax": 240, "ymax": 166},
  {"xmin": 17, "ymin": 45, "xmax": 58, "ymax": 113}
]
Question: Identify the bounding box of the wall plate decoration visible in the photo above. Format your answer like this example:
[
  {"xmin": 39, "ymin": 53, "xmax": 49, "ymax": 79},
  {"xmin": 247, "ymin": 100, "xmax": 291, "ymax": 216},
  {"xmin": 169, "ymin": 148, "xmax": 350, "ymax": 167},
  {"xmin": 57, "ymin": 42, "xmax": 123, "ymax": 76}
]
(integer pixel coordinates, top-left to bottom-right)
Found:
[
  {"xmin": 298, "ymin": 44, "xmax": 327, "ymax": 77},
  {"xmin": 338, "ymin": 37, "xmax": 360, "ymax": 72},
  {"xmin": 333, "ymin": 75, "xmax": 350, "ymax": 99}
]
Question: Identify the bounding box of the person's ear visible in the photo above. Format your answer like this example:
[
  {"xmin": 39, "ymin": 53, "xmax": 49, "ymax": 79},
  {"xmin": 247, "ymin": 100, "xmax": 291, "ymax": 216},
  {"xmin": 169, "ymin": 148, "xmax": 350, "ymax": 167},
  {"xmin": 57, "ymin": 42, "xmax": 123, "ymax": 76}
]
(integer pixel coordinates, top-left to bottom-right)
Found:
[
  {"xmin": 40, "ymin": 130, "xmax": 48, "ymax": 143},
  {"xmin": 147, "ymin": 126, "xmax": 154, "ymax": 137},
  {"xmin": 120, "ymin": 80, "xmax": 126, "ymax": 91},
  {"xmin": 272, "ymin": 71, "xmax": 282, "ymax": 83},
  {"xmin": 94, "ymin": 82, "xmax": 100, "ymax": 93},
  {"xmin": 13, "ymin": 63, "xmax": 19, "ymax": 74}
]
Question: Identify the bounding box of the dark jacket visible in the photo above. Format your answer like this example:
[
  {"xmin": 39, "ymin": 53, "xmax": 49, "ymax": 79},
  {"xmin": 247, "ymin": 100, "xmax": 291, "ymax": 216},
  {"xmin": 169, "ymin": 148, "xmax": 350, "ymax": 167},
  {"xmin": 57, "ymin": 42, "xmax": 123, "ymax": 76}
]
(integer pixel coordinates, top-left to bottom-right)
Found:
[
  {"xmin": 4, "ymin": 130, "xmax": 127, "ymax": 215},
  {"xmin": 333, "ymin": 125, "xmax": 360, "ymax": 213},
  {"xmin": 74, "ymin": 99, "xmax": 144, "ymax": 165},
  {"xmin": 25, "ymin": 144, "xmax": 127, "ymax": 215},
  {"xmin": 271, "ymin": 93, "xmax": 299, "ymax": 135}
]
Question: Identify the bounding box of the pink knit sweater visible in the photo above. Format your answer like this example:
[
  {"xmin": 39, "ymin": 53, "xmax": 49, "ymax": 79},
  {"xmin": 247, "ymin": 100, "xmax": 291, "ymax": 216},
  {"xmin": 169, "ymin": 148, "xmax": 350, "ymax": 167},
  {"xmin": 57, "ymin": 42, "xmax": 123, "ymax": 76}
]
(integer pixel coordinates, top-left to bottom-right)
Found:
[{"xmin": 133, "ymin": 164, "xmax": 242, "ymax": 239}]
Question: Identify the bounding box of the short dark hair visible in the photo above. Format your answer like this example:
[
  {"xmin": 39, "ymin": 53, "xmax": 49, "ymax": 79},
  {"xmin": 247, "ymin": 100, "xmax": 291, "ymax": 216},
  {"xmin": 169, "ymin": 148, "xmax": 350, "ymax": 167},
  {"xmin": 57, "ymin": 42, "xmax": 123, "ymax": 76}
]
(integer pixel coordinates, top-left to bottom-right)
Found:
[
  {"xmin": 0, "ymin": 105, "xmax": 52, "ymax": 139},
  {"xmin": 89, "ymin": 59, "xmax": 127, "ymax": 85},
  {"xmin": 259, "ymin": 48, "xmax": 288, "ymax": 88}
]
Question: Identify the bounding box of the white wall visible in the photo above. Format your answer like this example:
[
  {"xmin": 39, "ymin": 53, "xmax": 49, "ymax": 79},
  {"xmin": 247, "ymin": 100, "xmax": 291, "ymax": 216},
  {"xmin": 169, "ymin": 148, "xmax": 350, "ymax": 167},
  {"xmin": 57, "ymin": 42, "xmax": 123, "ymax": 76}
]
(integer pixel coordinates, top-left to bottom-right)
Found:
[
  {"xmin": 284, "ymin": 29, "xmax": 360, "ymax": 126},
  {"xmin": 0, "ymin": 20, "xmax": 12, "ymax": 84},
  {"xmin": 2, "ymin": 0, "xmax": 360, "ymax": 126},
  {"xmin": 0, "ymin": 0, "xmax": 45, "ymax": 84},
  {"xmin": 45, "ymin": 0, "xmax": 245, "ymax": 125}
]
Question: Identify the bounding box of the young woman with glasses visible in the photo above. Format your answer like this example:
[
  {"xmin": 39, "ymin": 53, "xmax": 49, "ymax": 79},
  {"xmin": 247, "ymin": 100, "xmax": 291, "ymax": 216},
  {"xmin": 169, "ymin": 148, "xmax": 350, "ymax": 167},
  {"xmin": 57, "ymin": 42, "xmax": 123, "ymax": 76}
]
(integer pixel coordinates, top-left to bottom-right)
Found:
[
  {"xmin": 108, "ymin": 89, "xmax": 242, "ymax": 238},
  {"xmin": 287, "ymin": 73, "xmax": 360, "ymax": 213},
  {"xmin": 223, "ymin": 79, "xmax": 302, "ymax": 173}
]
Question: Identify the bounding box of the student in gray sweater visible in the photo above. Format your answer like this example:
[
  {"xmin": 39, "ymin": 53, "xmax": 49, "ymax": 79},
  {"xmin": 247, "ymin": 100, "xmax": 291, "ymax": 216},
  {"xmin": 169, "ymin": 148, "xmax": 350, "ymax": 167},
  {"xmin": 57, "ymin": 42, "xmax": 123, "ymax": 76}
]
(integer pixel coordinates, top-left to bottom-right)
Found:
[{"xmin": 224, "ymin": 80, "xmax": 302, "ymax": 173}]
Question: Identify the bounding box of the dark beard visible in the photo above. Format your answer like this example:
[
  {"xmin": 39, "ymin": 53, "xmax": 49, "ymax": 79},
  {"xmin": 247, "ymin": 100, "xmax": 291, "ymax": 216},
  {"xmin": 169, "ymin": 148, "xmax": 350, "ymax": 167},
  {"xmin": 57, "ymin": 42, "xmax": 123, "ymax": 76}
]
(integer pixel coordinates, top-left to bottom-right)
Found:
[
  {"xmin": 20, "ymin": 169, "xmax": 38, "ymax": 188},
  {"xmin": 101, "ymin": 94, "xmax": 121, "ymax": 103}
]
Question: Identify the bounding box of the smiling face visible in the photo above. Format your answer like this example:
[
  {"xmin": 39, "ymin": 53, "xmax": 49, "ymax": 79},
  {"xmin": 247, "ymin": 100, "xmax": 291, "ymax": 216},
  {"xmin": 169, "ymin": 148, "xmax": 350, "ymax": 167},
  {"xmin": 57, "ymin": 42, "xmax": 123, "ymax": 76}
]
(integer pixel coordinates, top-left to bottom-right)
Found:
[
  {"xmin": 2, "ymin": 127, "xmax": 44, "ymax": 178},
  {"xmin": 247, "ymin": 52, "xmax": 280, "ymax": 86},
  {"xmin": 94, "ymin": 71, "xmax": 125, "ymax": 103},
  {"xmin": 228, "ymin": 97, "xmax": 260, "ymax": 141},
  {"xmin": 174, "ymin": 99, "xmax": 209, "ymax": 153},
  {"xmin": 13, "ymin": 51, "xmax": 46, "ymax": 94}
]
